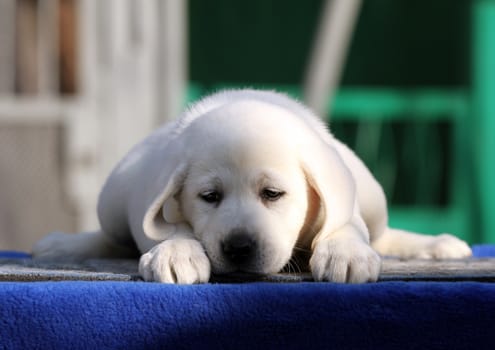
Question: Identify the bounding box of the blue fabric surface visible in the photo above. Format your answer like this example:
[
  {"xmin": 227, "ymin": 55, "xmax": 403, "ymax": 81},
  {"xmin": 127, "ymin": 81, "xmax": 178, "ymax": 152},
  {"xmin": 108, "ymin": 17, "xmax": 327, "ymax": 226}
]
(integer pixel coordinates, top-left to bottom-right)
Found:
[
  {"xmin": 1, "ymin": 246, "xmax": 495, "ymax": 349},
  {"xmin": 1, "ymin": 281, "xmax": 495, "ymax": 350},
  {"xmin": 0, "ymin": 251, "xmax": 30, "ymax": 259},
  {"xmin": 472, "ymin": 244, "xmax": 495, "ymax": 257}
]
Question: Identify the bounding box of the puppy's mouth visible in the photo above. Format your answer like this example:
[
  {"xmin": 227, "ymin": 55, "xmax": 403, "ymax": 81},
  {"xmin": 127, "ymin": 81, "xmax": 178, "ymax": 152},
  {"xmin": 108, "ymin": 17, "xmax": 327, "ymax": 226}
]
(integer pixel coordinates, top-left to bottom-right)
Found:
[
  {"xmin": 209, "ymin": 247, "xmax": 310, "ymax": 278},
  {"xmin": 209, "ymin": 234, "xmax": 267, "ymax": 275},
  {"xmin": 202, "ymin": 234, "xmax": 292, "ymax": 277},
  {"xmin": 210, "ymin": 259, "xmax": 267, "ymax": 276},
  {"xmin": 208, "ymin": 251, "xmax": 288, "ymax": 277},
  {"xmin": 209, "ymin": 248, "xmax": 277, "ymax": 280}
]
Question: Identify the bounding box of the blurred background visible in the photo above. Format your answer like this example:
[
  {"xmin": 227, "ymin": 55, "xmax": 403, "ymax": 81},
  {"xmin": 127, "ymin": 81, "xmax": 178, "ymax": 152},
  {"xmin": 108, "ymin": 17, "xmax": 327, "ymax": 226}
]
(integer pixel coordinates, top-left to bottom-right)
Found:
[{"xmin": 0, "ymin": 0, "xmax": 494, "ymax": 252}]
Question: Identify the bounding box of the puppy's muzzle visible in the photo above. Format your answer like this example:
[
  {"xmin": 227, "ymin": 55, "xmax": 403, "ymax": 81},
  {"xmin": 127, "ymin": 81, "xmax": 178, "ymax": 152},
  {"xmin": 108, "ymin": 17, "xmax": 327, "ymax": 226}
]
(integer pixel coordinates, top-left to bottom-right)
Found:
[{"xmin": 221, "ymin": 231, "xmax": 257, "ymax": 266}]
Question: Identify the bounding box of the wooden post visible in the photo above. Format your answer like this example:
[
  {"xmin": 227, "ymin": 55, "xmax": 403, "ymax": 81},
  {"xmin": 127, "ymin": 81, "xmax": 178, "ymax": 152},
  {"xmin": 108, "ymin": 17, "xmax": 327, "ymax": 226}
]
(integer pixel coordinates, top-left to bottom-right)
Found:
[
  {"xmin": 156, "ymin": 0, "xmax": 188, "ymax": 124},
  {"xmin": 68, "ymin": 0, "xmax": 188, "ymax": 231},
  {"xmin": 38, "ymin": 0, "xmax": 59, "ymax": 96},
  {"xmin": 0, "ymin": 0, "xmax": 16, "ymax": 94},
  {"xmin": 303, "ymin": 0, "xmax": 361, "ymax": 118}
]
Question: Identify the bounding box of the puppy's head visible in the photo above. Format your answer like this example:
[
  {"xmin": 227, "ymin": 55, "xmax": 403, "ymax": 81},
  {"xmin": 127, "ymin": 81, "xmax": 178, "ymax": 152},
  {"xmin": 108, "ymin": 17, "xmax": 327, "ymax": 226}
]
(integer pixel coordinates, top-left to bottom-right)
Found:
[{"xmin": 143, "ymin": 99, "xmax": 355, "ymax": 275}]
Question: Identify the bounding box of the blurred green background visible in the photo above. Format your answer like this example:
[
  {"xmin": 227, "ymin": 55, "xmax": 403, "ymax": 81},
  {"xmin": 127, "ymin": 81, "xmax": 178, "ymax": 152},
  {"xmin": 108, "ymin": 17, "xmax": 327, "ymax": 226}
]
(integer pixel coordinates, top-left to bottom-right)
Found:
[
  {"xmin": 190, "ymin": 0, "xmax": 469, "ymax": 86},
  {"xmin": 186, "ymin": 0, "xmax": 495, "ymax": 244}
]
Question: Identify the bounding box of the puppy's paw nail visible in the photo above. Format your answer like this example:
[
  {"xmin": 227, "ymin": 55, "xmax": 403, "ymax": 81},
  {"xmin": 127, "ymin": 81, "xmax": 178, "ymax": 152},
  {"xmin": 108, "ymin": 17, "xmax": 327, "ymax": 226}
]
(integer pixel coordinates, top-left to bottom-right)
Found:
[
  {"xmin": 310, "ymin": 239, "xmax": 381, "ymax": 283},
  {"xmin": 139, "ymin": 238, "xmax": 211, "ymax": 284}
]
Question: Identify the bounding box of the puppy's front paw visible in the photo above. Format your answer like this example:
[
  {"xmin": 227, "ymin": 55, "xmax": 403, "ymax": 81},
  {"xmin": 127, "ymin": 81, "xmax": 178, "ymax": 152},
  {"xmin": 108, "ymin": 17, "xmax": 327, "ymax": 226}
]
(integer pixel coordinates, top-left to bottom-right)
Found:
[
  {"xmin": 415, "ymin": 234, "xmax": 472, "ymax": 259},
  {"xmin": 139, "ymin": 238, "xmax": 211, "ymax": 284},
  {"xmin": 310, "ymin": 239, "xmax": 381, "ymax": 283}
]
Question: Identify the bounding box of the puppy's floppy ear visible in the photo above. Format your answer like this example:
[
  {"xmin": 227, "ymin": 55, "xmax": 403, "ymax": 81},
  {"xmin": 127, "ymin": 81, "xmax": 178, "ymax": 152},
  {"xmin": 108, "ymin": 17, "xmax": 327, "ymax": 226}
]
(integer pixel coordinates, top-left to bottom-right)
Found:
[
  {"xmin": 142, "ymin": 163, "xmax": 188, "ymax": 240},
  {"xmin": 300, "ymin": 139, "xmax": 356, "ymax": 242}
]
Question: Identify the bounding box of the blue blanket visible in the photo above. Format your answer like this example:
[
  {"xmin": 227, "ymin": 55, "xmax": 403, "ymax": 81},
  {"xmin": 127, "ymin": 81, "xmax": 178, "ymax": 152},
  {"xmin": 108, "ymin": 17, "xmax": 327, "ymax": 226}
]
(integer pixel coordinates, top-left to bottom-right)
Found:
[{"xmin": 1, "ymin": 246, "xmax": 495, "ymax": 349}]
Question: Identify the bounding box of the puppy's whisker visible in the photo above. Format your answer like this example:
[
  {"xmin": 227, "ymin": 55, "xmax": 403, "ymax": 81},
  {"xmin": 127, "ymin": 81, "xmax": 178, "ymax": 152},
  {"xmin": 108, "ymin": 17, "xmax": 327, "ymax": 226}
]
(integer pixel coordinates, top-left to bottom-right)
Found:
[
  {"xmin": 285, "ymin": 261, "xmax": 293, "ymax": 275},
  {"xmin": 283, "ymin": 256, "xmax": 302, "ymax": 276},
  {"xmin": 292, "ymin": 245, "xmax": 311, "ymax": 253},
  {"xmin": 287, "ymin": 245, "xmax": 310, "ymax": 274},
  {"xmin": 292, "ymin": 257, "xmax": 302, "ymax": 274},
  {"xmin": 282, "ymin": 259, "xmax": 294, "ymax": 275}
]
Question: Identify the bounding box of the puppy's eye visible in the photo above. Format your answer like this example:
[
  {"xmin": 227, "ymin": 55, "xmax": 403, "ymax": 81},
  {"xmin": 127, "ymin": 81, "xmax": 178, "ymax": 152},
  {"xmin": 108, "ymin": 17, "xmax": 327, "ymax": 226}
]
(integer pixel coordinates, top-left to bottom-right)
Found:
[
  {"xmin": 260, "ymin": 187, "xmax": 285, "ymax": 202},
  {"xmin": 199, "ymin": 190, "xmax": 222, "ymax": 204}
]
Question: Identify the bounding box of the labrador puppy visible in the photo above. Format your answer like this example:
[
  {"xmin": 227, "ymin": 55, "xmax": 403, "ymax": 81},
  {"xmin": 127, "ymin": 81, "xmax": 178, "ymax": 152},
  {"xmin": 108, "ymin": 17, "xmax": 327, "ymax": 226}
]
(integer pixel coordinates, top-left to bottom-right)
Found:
[{"xmin": 33, "ymin": 89, "xmax": 472, "ymax": 283}]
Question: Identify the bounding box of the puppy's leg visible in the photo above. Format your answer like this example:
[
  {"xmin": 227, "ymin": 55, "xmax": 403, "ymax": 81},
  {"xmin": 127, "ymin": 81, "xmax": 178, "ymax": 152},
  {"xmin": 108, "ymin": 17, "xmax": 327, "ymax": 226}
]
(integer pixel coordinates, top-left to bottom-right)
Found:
[
  {"xmin": 372, "ymin": 228, "xmax": 472, "ymax": 259},
  {"xmin": 310, "ymin": 216, "xmax": 381, "ymax": 283},
  {"xmin": 334, "ymin": 140, "xmax": 472, "ymax": 260},
  {"xmin": 32, "ymin": 230, "xmax": 138, "ymax": 261},
  {"xmin": 138, "ymin": 223, "xmax": 211, "ymax": 284}
]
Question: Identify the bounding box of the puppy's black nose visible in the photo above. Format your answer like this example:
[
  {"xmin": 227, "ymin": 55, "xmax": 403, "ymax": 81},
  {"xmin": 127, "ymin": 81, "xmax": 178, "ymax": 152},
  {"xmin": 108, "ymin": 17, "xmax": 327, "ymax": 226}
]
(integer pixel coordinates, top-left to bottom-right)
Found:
[{"xmin": 222, "ymin": 233, "xmax": 256, "ymax": 265}]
